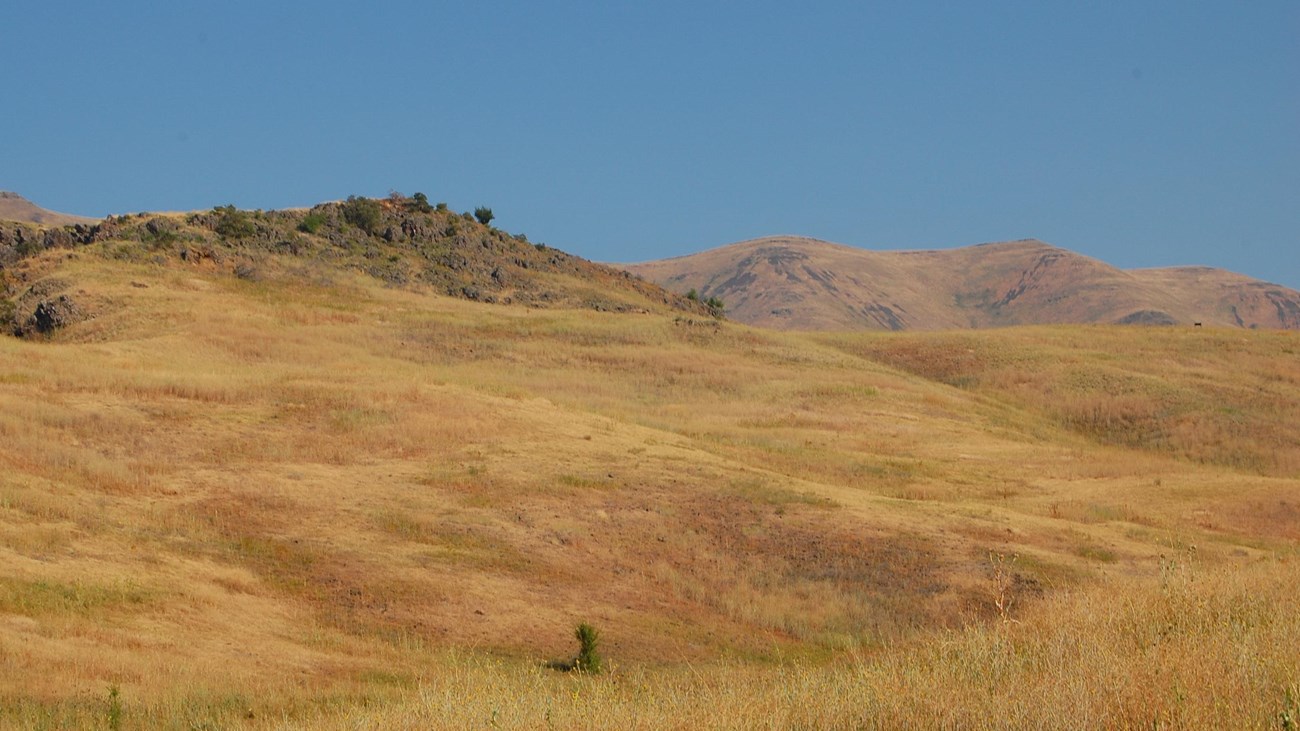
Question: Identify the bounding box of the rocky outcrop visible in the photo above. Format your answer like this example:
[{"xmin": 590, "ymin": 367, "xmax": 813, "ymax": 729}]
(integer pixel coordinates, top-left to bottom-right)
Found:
[
  {"xmin": 1, "ymin": 196, "xmax": 713, "ymax": 334},
  {"xmin": 5, "ymin": 278, "xmax": 86, "ymax": 337},
  {"xmin": 21, "ymin": 295, "xmax": 84, "ymax": 335},
  {"xmin": 0, "ymin": 222, "xmax": 103, "ymax": 266},
  {"xmin": 1115, "ymin": 310, "xmax": 1177, "ymax": 326}
]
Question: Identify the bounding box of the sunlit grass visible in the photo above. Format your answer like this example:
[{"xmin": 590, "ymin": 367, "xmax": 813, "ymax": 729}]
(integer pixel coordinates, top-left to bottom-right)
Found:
[{"xmin": 0, "ymin": 249, "xmax": 1296, "ymax": 728}]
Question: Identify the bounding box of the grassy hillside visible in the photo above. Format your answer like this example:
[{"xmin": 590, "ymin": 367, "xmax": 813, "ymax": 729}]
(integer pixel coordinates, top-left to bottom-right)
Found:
[
  {"xmin": 624, "ymin": 236, "xmax": 1300, "ymax": 331},
  {"xmin": 828, "ymin": 327, "xmax": 1300, "ymax": 477},
  {"xmin": 0, "ymin": 222, "xmax": 1297, "ymax": 728},
  {"xmin": 0, "ymin": 196, "xmax": 712, "ymax": 337}
]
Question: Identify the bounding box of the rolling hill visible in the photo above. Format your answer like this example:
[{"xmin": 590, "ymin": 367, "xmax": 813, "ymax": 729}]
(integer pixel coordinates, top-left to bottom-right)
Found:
[
  {"xmin": 0, "ymin": 191, "xmax": 98, "ymax": 227},
  {"xmin": 0, "ymin": 202, "xmax": 1297, "ymax": 728},
  {"xmin": 0, "ymin": 195, "xmax": 714, "ymax": 336},
  {"xmin": 624, "ymin": 236, "xmax": 1300, "ymax": 331}
]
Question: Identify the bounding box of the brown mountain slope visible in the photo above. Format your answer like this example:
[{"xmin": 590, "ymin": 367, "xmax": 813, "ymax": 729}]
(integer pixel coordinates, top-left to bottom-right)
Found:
[
  {"xmin": 1129, "ymin": 265, "xmax": 1300, "ymax": 330},
  {"xmin": 624, "ymin": 236, "xmax": 1300, "ymax": 330},
  {"xmin": 0, "ymin": 191, "xmax": 98, "ymax": 227}
]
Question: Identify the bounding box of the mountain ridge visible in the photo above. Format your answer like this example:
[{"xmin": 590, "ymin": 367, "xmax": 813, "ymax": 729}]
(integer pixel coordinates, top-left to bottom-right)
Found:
[{"xmin": 623, "ymin": 236, "xmax": 1300, "ymax": 331}]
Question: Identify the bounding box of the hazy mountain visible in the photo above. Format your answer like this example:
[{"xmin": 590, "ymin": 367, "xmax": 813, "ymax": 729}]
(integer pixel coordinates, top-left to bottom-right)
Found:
[
  {"xmin": 624, "ymin": 236, "xmax": 1300, "ymax": 330},
  {"xmin": 0, "ymin": 191, "xmax": 98, "ymax": 227}
]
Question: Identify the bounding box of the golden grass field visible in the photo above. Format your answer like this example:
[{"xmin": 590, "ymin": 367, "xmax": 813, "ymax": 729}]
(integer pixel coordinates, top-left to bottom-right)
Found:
[{"xmin": 1, "ymin": 242, "xmax": 1297, "ymax": 729}]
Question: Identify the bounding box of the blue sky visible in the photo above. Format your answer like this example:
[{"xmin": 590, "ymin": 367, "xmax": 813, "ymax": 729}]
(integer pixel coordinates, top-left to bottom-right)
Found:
[{"xmin": 3, "ymin": 1, "xmax": 1297, "ymax": 287}]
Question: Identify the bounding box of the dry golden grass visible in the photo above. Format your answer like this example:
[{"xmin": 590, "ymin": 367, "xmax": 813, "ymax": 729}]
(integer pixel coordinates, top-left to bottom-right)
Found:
[
  {"xmin": 833, "ymin": 326, "xmax": 1300, "ymax": 476},
  {"xmin": 0, "ymin": 247, "xmax": 1297, "ymax": 729},
  {"xmin": 5, "ymin": 556, "xmax": 1295, "ymax": 729}
]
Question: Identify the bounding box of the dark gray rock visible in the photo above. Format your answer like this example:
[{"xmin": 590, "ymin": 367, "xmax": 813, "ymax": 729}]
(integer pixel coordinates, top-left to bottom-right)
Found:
[
  {"xmin": 1115, "ymin": 310, "xmax": 1177, "ymax": 326},
  {"xmin": 145, "ymin": 217, "xmax": 178, "ymax": 237},
  {"xmin": 20, "ymin": 294, "xmax": 83, "ymax": 336}
]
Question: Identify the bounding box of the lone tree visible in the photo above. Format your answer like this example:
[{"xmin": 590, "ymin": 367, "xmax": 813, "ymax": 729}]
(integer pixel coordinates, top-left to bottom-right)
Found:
[{"xmin": 474, "ymin": 206, "xmax": 495, "ymax": 226}]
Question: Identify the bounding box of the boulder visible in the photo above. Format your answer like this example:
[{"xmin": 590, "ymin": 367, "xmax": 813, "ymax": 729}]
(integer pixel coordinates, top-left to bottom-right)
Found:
[
  {"xmin": 145, "ymin": 217, "xmax": 178, "ymax": 237},
  {"xmin": 21, "ymin": 294, "xmax": 83, "ymax": 336}
]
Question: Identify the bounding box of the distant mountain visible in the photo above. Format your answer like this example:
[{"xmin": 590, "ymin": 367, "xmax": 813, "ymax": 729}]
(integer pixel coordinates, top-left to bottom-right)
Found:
[
  {"xmin": 624, "ymin": 236, "xmax": 1300, "ymax": 331},
  {"xmin": 0, "ymin": 191, "xmax": 98, "ymax": 227}
]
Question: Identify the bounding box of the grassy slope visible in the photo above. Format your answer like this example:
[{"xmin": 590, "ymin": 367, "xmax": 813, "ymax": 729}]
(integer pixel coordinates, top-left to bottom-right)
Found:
[{"xmin": 0, "ymin": 243, "xmax": 1297, "ymax": 729}]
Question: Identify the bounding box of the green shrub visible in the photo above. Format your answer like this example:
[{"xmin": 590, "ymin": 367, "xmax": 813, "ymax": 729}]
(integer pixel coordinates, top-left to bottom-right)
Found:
[
  {"xmin": 298, "ymin": 212, "xmax": 326, "ymax": 234},
  {"xmin": 474, "ymin": 206, "xmax": 495, "ymax": 226},
  {"xmin": 410, "ymin": 192, "xmax": 433, "ymax": 213},
  {"xmin": 574, "ymin": 622, "xmax": 602, "ymax": 674},
  {"xmin": 545, "ymin": 621, "xmax": 604, "ymax": 674},
  {"xmin": 684, "ymin": 288, "xmax": 724, "ymax": 317},
  {"xmin": 213, "ymin": 205, "xmax": 256, "ymax": 238},
  {"xmin": 0, "ymin": 295, "xmax": 15, "ymax": 334},
  {"xmin": 106, "ymin": 685, "xmax": 123, "ymax": 731},
  {"xmin": 342, "ymin": 196, "xmax": 384, "ymax": 235}
]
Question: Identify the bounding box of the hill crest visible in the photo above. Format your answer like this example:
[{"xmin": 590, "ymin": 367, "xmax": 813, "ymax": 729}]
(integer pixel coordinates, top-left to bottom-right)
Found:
[
  {"xmin": 624, "ymin": 235, "xmax": 1300, "ymax": 331},
  {"xmin": 0, "ymin": 195, "xmax": 716, "ymax": 336}
]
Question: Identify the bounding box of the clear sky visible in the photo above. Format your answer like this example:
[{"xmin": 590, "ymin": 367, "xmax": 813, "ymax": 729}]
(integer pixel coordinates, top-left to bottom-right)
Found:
[{"xmin": 3, "ymin": 1, "xmax": 1297, "ymax": 287}]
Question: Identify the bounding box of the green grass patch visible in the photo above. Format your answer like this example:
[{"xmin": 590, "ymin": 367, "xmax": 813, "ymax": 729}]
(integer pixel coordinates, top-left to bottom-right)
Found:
[
  {"xmin": 0, "ymin": 577, "xmax": 157, "ymax": 617},
  {"xmin": 1074, "ymin": 543, "xmax": 1119, "ymax": 564},
  {"xmin": 726, "ymin": 477, "xmax": 836, "ymax": 509},
  {"xmin": 795, "ymin": 383, "xmax": 879, "ymax": 401},
  {"xmin": 558, "ymin": 474, "xmax": 616, "ymax": 490},
  {"xmin": 327, "ymin": 406, "xmax": 395, "ymax": 433}
]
